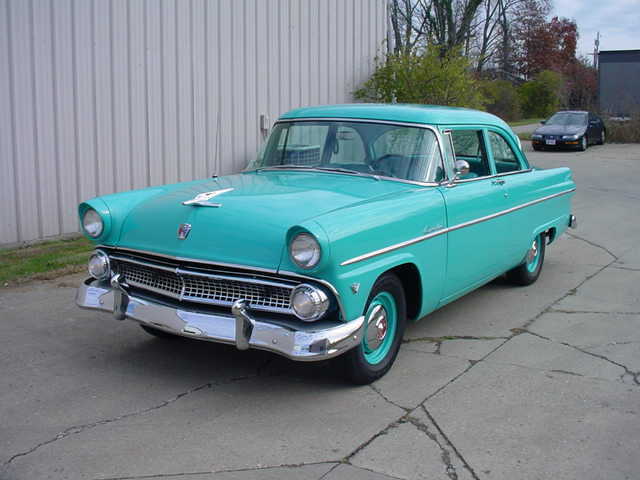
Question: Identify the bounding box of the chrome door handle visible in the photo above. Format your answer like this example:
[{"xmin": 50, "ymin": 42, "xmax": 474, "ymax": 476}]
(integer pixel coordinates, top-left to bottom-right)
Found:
[{"xmin": 492, "ymin": 178, "xmax": 505, "ymax": 185}]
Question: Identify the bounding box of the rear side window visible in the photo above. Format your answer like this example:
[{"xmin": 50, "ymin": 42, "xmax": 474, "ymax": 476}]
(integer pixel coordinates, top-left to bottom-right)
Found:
[
  {"xmin": 487, "ymin": 131, "xmax": 522, "ymax": 173},
  {"xmin": 450, "ymin": 130, "xmax": 491, "ymax": 177}
]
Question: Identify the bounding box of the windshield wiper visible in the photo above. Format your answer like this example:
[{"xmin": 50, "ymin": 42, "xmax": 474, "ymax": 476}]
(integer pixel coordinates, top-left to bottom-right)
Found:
[
  {"xmin": 255, "ymin": 164, "xmax": 315, "ymax": 172},
  {"xmin": 313, "ymin": 166, "xmax": 380, "ymax": 180}
]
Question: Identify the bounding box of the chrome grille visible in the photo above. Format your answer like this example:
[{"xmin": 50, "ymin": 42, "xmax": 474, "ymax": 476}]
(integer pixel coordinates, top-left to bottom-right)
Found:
[{"xmin": 112, "ymin": 257, "xmax": 294, "ymax": 314}]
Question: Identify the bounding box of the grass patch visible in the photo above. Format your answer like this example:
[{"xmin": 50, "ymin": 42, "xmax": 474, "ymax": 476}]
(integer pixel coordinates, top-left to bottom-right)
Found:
[
  {"xmin": 518, "ymin": 132, "xmax": 533, "ymax": 141},
  {"xmin": 0, "ymin": 236, "xmax": 93, "ymax": 287},
  {"xmin": 508, "ymin": 118, "xmax": 544, "ymax": 127}
]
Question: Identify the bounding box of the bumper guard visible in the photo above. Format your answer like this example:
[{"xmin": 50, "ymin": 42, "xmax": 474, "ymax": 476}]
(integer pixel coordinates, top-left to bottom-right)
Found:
[{"xmin": 76, "ymin": 277, "xmax": 364, "ymax": 361}]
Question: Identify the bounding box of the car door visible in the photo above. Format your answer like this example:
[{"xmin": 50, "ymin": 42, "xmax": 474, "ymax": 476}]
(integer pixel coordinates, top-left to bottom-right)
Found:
[
  {"xmin": 438, "ymin": 128, "xmax": 511, "ymax": 304},
  {"xmin": 485, "ymin": 129, "xmax": 535, "ymax": 266}
]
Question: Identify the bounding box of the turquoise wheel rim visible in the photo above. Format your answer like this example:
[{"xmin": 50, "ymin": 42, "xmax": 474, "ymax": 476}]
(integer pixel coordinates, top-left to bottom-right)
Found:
[
  {"xmin": 363, "ymin": 292, "xmax": 398, "ymax": 365},
  {"xmin": 526, "ymin": 234, "xmax": 542, "ymax": 273}
]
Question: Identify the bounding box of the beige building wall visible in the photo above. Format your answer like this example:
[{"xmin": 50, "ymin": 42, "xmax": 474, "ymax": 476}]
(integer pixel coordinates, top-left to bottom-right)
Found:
[{"xmin": 0, "ymin": 0, "xmax": 387, "ymax": 244}]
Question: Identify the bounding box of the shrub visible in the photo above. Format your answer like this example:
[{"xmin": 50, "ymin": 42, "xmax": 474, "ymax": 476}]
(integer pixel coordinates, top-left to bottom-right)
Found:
[
  {"xmin": 519, "ymin": 70, "xmax": 564, "ymax": 118},
  {"xmin": 481, "ymin": 80, "xmax": 522, "ymax": 121},
  {"xmin": 354, "ymin": 46, "xmax": 486, "ymax": 109},
  {"xmin": 604, "ymin": 111, "xmax": 640, "ymax": 143}
]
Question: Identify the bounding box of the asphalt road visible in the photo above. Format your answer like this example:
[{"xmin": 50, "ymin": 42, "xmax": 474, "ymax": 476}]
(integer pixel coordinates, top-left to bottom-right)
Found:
[{"xmin": 2, "ymin": 142, "xmax": 639, "ymax": 480}]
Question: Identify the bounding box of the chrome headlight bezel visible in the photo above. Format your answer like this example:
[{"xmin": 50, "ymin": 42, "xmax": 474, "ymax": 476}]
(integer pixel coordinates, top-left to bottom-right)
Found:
[
  {"xmin": 87, "ymin": 249, "xmax": 111, "ymax": 280},
  {"xmin": 289, "ymin": 233, "xmax": 321, "ymax": 270},
  {"xmin": 290, "ymin": 283, "xmax": 330, "ymax": 321},
  {"xmin": 82, "ymin": 208, "xmax": 104, "ymax": 238}
]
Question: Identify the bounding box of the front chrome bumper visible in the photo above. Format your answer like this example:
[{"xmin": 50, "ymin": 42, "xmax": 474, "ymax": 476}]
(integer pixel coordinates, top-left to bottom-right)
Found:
[{"xmin": 76, "ymin": 278, "xmax": 364, "ymax": 361}]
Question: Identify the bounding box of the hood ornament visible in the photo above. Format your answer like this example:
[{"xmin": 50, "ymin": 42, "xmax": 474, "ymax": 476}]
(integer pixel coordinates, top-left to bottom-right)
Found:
[
  {"xmin": 183, "ymin": 188, "xmax": 234, "ymax": 207},
  {"xmin": 177, "ymin": 223, "xmax": 192, "ymax": 240}
]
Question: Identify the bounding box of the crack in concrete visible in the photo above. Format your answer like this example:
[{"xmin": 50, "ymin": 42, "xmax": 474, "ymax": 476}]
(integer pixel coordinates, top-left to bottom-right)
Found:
[
  {"xmin": 403, "ymin": 335, "xmax": 508, "ymax": 344},
  {"xmin": 3, "ymin": 374, "xmax": 257, "ymax": 468},
  {"xmin": 548, "ymin": 308, "xmax": 640, "ymax": 315},
  {"xmin": 407, "ymin": 415, "xmax": 459, "ymax": 480},
  {"xmin": 566, "ymin": 232, "xmax": 618, "ymax": 260},
  {"xmin": 317, "ymin": 463, "xmax": 341, "ymax": 480},
  {"xmin": 420, "ymin": 405, "xmax": 481, "ymax": 480},
  {"xmin": 343, "ymin": 417, "xmax": 405, "ymax": 464},
  {"xmin": 95, "ymin": 461, "xmax": 339, "ymax": 480},
  {"xmin": 519, "ymin": 329, "xmax": 640, "ymax": 386},
  {"xmin": 610, "ymin": 265, "xmax": 640, "ymax": 272},
  {"xmin": 369, "ymin": 384, "xmax": 410, "ymax": 412},
  {"xmin": 519, "ymin": 255, "xmax": 619, "ymax": 332}
]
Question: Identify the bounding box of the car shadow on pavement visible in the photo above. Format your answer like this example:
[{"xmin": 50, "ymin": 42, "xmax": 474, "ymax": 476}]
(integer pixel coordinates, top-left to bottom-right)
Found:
[{"xmin": 94, "ymin": 328, "xmax": 352, "ymax": 389}]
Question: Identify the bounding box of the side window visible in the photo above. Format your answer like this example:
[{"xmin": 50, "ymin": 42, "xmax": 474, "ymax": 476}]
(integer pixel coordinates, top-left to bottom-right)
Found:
[
  {"xmin": 487, "ymin": 131, "xmax": 521, "ymax": 173},
  {"xmin": 450, "ymin": 130, "xmax": 491, "ymax": 177},
  {"xmin": 328, "ymin": 126, "xmax": 366, "ymax": 165}
]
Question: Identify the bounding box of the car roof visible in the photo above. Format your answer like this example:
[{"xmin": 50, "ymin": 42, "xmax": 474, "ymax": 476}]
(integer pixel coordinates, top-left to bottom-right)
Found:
[
  {"xmin": 554, "ymin": 110, "xmax": 589, "ymax": 114},
  {"xmin": 279, "ymin": 103, "xmax": 511, "ymax": 130}
]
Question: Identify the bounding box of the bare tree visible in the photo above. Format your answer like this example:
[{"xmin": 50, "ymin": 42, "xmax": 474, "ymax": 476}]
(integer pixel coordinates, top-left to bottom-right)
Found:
[{"xmin": 389, "ymin": 0, "xmax": 428, "ymax": 54}]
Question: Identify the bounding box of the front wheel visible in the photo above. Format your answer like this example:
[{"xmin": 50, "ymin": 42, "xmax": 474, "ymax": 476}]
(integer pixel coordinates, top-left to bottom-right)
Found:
[
  {"xmin": 342, "ymin": 273, "xmax": 406, "ymax": 384},
  {"xmin": 506, "ymin": 233, "xmax": 546, "ymax": 286},
  {"xmin": 597, "ymin": 129, "xmax": 606, "ymax": 145},
  {"xmin": 579, "ymin": 135, "xmax": 588, "ymax": 151}
]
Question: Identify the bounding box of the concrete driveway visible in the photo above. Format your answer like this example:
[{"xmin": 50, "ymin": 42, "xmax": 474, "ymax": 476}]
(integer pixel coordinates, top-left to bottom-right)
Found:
[{"xmin": 2, "ymin": 142, "xmax": 639, "ymax": 480}]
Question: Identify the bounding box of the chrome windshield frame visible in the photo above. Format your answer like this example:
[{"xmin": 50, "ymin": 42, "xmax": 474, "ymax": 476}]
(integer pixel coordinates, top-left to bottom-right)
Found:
[{"xmin": 245, "ymin": 117, "xmax": 447, "ymax": 188}]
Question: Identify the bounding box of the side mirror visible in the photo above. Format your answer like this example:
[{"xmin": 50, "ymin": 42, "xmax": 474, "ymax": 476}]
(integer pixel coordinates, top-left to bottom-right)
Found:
[
  {"xmin": 540, "ymin": 120, "xmax": 547, "ymax": 124},
  {"xmin": 453, "ymin": 160, "xmax": 470, "ymax": 180}
]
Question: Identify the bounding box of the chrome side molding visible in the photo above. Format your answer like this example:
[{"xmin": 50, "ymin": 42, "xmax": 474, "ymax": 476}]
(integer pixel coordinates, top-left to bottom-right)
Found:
[{"xmin": 341, "ymin": 187, "xmax": 576, "ymax": 266}]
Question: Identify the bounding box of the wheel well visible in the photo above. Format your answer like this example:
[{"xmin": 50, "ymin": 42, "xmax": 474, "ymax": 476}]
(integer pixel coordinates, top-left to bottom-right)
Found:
[
  {"xmin": 546, "ymin": 227, "xmax": 557, "ymax": 244},
  {"xmin": 387, "ymin": 263, "xmax": 422, "ymax": 321}
]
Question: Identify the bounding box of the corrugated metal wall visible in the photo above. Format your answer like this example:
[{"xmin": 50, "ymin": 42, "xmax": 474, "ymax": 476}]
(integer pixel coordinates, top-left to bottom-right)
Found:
[{"xmin": 0, "ymin": 0, "xmax": 387, "ymax": 245}]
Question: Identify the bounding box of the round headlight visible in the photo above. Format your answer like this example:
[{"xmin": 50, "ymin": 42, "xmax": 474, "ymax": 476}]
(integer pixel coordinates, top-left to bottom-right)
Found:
[
  {"xmin": 290, "ymin": 233, "xmax": 321, "ymax": 269},
  {"xmin": 87, "ymin": 250, "xmax": 110, "ymax": 280},
  {"xmin": 82, "ymin": 208, "xmax": 104, "ymax": 238},
  {"xmin": 290, "ymin": 284, "xmax": 329, "ymax": 321}
]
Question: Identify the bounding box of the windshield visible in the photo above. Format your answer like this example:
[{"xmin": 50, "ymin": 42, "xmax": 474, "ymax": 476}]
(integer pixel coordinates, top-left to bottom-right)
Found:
[
  {"xmin": 248, "ymin": 120, "xmax": 444, "ymax": 183},
  {"xmin": 546, "ymin": 112, "xmax": 587, "ymax": 126}
]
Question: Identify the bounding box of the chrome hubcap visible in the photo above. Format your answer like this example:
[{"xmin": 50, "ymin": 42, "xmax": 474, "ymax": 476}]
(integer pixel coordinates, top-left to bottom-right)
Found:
[
  {"xmin": 366, "ymin": 305, "xmax": 388, "ymax": 351},
  {"xmin": 527, "ymin": 239, "xmax": 538, "ymax": 263}
]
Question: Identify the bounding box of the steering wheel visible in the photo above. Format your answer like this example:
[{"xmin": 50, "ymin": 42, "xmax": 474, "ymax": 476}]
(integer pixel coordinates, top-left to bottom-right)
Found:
[{"xmin": 369, "ymin": 154, "xmax": 405, "ymax": 178}]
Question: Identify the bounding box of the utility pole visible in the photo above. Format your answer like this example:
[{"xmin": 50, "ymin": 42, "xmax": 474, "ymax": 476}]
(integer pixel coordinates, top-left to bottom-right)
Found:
[{"xmin": 591, "ymin": 32, "xmax": 600, "ymax": 69}]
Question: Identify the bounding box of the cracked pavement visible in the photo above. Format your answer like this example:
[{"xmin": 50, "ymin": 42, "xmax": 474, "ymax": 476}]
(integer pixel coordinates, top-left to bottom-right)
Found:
[{"xmin": 1, "ymin": 143, "xmax": 639, "ymax": 479}]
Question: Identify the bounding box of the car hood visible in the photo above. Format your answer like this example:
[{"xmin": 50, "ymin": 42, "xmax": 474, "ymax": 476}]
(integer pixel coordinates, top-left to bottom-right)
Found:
[
  {"xmin": 534, "ymin": 124, "xmax": 586, "ymax": 136},
  {"xmin": 115, "ymin": 171, "xmax": 414, "ymax": 270}
]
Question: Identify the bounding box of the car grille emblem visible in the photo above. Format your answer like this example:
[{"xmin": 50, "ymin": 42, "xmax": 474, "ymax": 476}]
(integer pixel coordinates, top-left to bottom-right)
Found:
[{"xmin": 177, "ymin": 223, "xmax": 192, "ymax": 240}]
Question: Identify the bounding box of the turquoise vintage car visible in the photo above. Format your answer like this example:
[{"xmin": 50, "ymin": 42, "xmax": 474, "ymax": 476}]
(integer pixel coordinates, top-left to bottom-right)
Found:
[{"xmin": 76, "ymin": 104, "xmax": 576, "ymax": 384}]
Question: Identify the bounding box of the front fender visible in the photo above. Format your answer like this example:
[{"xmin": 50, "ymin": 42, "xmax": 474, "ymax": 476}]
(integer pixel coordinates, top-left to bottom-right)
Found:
[
  {"xmin": 78, "ymin": 186, "xmax": 168, "ymax": 245},
  {"xmin": 284, "ymin": 186, "xmax": 447, "ymax": 322}
]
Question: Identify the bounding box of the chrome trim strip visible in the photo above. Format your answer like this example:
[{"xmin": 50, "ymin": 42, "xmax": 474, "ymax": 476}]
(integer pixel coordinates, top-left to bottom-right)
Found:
[
  {"xmin": 101, "ymin": 246, "xmax": 280, "ymax": 274},
  {"xmin": 447, "ymin": 168, "xmax": 534, "ymax": 185},
  {"xmin": 340, "ymin": 187, "xmax": 576, "ymax": 266}
]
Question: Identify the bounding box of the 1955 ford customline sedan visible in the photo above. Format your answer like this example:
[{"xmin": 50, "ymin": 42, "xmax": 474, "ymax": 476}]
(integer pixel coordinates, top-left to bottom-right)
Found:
[{"xmin": 76, "ymin": 104, "xmax": 577, "ymax": 384}]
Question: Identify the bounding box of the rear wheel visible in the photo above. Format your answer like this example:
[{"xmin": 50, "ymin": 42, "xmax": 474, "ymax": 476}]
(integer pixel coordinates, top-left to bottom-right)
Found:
[
  {"xmin": 140, "ymin": 324, "xmax": 180, "ymax": 339},
  {"xmin": 506, "ymin": 233, "xmax": 546, "ymax": 286},
  {"xmin": 342, "ymin": 273, "xmax": 406, "ymax": 384}
]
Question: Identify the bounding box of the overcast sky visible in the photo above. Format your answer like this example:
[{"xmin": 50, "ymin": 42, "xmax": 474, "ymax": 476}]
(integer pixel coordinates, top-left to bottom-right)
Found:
[{"xmin": 552, "ymin": 0, "xmax": 639, "ymax": 61}]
